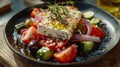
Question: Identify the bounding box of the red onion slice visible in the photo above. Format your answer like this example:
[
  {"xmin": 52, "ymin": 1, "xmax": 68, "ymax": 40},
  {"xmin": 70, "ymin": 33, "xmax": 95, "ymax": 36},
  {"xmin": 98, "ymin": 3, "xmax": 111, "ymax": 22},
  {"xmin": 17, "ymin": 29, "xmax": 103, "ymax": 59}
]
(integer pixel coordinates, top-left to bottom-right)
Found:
[
  {"xmin": 72, "ymin": 34, "xmax": 101, "ymax": 43},
  {"xmin": 82, "ymin": 18, "xmax": 92, "ymax": 35},
  {"xmin": 72, "ymin": 34, "xmax": 81, "ymax": 42},
  {"xmin": 80, "ymin": 35, "xmax": 101, "ymax": 43}
]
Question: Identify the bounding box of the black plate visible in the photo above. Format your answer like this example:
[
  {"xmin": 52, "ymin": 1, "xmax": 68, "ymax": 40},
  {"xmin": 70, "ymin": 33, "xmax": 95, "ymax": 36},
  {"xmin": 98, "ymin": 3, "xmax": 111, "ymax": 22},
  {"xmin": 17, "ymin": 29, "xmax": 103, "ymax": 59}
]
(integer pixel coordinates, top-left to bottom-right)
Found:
[{"xmin": 4, "ymin": 2, "xmax": 120, "ymax": 67}]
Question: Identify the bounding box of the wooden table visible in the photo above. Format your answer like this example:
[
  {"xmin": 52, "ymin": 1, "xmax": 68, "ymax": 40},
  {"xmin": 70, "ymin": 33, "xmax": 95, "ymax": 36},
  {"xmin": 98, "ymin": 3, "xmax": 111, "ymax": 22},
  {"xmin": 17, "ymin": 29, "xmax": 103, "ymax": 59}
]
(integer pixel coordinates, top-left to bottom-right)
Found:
[{"xmin": 0, "ymin": 0, "xmax": 120, "ymax": 67}]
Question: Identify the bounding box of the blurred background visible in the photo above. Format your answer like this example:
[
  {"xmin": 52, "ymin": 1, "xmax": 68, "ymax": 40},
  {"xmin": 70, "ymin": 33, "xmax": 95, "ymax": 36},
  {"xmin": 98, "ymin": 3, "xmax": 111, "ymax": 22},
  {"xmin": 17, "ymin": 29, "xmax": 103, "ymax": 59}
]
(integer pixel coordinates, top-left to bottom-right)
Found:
[
  {"xmin": 97, "ymin": 0, "xmax": 120, "ymax": 19},
  {"xmin": 0, "ymin": 0, "xmax": 120, "ymax": 25}
]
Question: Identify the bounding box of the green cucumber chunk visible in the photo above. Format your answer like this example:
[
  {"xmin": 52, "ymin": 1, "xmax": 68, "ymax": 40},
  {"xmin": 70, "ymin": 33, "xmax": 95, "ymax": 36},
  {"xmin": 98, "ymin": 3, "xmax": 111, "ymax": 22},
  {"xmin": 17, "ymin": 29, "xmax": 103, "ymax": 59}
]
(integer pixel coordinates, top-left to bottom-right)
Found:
[
  {"xmin": 81, "ymin": 41, "xmax": 94, "ymax": 53},
  {"xmin": 15, "ymin": 22, "xmax": 25, "ymax": 33},
  {"xmin": 90, "ymin": 18, "xmax": 101, "ymax": 24},
  {"xmin": 83, "ymin": 11, "xmax": 94, "ymax": 19},
  {"xmin": 36, "ymin": 47, "xmax": 54, "ymax": 61}
]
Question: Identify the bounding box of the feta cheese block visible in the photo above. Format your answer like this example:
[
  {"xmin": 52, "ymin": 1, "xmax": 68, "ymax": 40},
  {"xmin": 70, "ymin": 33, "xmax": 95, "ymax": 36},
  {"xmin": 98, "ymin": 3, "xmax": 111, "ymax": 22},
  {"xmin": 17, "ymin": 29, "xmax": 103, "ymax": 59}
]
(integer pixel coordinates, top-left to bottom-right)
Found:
[
  {"xmin": 38, "ymin": 23, "xmax": 72, "ymax": 40},
  {"xmin": 37, "ymin": 6, "xmax": 81, "ymax": 40}
]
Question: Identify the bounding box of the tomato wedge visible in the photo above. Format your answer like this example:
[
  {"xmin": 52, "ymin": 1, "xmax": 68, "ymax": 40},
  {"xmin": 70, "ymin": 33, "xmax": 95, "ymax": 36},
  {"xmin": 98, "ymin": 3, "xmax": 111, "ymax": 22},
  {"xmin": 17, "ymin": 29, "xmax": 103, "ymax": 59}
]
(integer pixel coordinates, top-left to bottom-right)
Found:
[
  {"xmin": 78, "ymin": 18, "xmax": 87, "ymax": 35},
  {"xmin": 33, "ymin": 20, "xmax": 40, "ymax": 29},
  {"xmin": 21, "ymin": 26, "xmax": 39, "ymax": 44},
  {"xmin": 30, "ymin": 8, "xmax": 40, "ymax": 18},
  {"xmin": 54, "ymin": 44, "xmax": 77, "ymax": 63},
  {"xmin": 91, "ymin": 25, "xmax": 105, "ymax": 39},
  {"xmin": 20, "ymin": 28, "xmax": 28, "ymax": 34},
  {"xmin": 40, "ymin": 39, "xmax": 69, "ymax": 50}
]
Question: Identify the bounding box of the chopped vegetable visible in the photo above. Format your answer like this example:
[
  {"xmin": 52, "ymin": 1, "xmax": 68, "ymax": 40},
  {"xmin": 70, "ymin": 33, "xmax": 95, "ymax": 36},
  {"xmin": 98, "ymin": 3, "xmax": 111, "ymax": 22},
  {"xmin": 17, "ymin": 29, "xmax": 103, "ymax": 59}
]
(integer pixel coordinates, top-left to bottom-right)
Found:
[
  {"xmin": 83, "ymin": 11, "xmax": 94, "ymax": 19},
  {"xmin": 21, "ymin": 26, "xmax": 38, "ymax": 44},
  {"xmin": 81, "ymin": 41, "xmax": 94, "ymax": 53},
  {"xmin": 15, "ymin": 22, "xmax": 25, "ymax": 33},
  {"xmin": 36, "ymin": 47, "xmax": 54, "ymax": 60},
  {"xmin": 78, "ymin": 19, "xmax": 87, "ymax": 34},
  {"xmin": 33, "ymin": 21, "xmax": 40, "ymax": 29},
  {"xmin": 81, "ymin": 18, "xmax": 92, "ymax": 35},
  {"xmin": 90, "ymin": 18, "xmax": 101, "ymax": 24},
  {"xmin": 54, "ymin": 44, "xmax": 77, "ymax": 63},
  {"xmin": 31, "ymin": 8, "xmax": 40, "ymax": 18},
  {"xmin": 72, "ymin": 34, "xmax": 101, "ymax": 43},
  {"xmin": 91, "ymin": 25, "xmax": 105, "ymax": 39},
  {"xmin": 40, "ymin": 39, "xmax": 69, "ymax": 50},
  {"xmin": 24, "ymin": 19, "xmax": 33, "ymax": 27}
]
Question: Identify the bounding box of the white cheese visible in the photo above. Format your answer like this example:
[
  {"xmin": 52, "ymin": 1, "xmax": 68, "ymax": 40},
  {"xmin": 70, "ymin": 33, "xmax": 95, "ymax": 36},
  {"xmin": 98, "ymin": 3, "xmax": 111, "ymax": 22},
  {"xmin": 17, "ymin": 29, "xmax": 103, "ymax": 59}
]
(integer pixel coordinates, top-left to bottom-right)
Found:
[
  {"xmin": 37, "ymin": 23, "xmax": 72, "ymax": 40},
  {"xmin": 37, "ymin": 6, "xmax": 81, "ymax": 40}
]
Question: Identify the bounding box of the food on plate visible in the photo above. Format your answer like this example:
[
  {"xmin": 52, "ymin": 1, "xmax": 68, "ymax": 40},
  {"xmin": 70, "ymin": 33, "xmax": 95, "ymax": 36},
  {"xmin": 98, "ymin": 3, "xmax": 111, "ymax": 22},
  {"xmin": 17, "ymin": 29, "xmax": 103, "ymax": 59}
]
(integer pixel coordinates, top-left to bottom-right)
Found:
[
  {"xmin": 37, "ymin": 5, "xmax": 81, "ymax": 40},
  {"xmin": 14, "ymin": 2, "xmax": 108, "ymax": 63},
  {"xmin": 36, "ymin": 47, "xmax": 54, "ymax": 61},
  {"xmin": 54, "ymin": 44, "xmax": 77, "ymax": 63}
]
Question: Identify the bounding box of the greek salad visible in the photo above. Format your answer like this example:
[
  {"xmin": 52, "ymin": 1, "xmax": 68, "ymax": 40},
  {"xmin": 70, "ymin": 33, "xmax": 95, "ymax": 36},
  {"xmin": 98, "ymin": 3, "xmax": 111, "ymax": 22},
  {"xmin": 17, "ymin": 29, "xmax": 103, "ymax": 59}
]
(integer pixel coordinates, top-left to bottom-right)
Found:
[{"xmin": 14, "ymin": 3, "xmax": 107, "ymax": 63}]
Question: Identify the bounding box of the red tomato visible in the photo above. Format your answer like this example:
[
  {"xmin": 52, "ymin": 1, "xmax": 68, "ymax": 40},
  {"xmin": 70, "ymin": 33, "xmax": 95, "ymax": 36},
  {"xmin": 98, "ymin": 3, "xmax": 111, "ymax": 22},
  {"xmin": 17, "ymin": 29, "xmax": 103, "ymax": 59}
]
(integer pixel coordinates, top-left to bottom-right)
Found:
[
  {"xmin": 78, "ymin": 18, "xmax": 87, "ymax": 34},
  {"xmin": 40, "ymin": 39, "xmax": 69, "ymax": 50},
  {"xmin": 54, "ymin": 45, "xmax": 77, "ymax": 63},
  {"xmin": 67, "ymin": 6, "xmax": 76, "ymax": 10},
  {"xmin": 20, "ymin": 28, "xmax": 28, "ymax": 34},
  {"xmin": 33, "ymin": 20, "xmax": 40, "ymax": 29},
  {"xmin": 41, "ymin": 40, "xmax": 56, "ymax": 50},
  {"xmin": 30, "ymin": 8, "xmax": 40, "ymax": 18},
  {"xmin": 91, "ymin": 25, "xmax": 105, "ymax": 39},
  {"xmin": 39, "ymin": 34, "xmax": 48, "ymax": 40},
  {"xmin": 21, "ymin": 26, "xmax": 38, "ymax": 44},
  {"xmin": 32, "ymin": 32, "xmax": 41, "ymax": 41},
  {"xmin": 55, "ymin": 39, "xmax": 69, "ymax": 49}
]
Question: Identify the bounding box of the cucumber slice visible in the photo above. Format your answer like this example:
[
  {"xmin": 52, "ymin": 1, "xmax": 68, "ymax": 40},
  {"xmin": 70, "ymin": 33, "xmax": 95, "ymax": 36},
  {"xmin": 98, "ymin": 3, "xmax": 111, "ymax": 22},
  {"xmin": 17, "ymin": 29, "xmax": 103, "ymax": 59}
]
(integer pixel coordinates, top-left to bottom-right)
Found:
[
  {"xmin": 83, "ymin": 11, "xmax": 94, "ymax": 19},
  {"xmin": 90, "ymin": 18, "xmax": 101, "ymax": 24},
  {"xmin": 36, "ymin": 47, "xmax": 54, "ymax": 60},
  {"xmin": 81, "ymin": 41, "xmax": 94, "ymax": 53},
  {"xmin": 15, "ymin": 22, "xmax": 25, "ymax": 33}
]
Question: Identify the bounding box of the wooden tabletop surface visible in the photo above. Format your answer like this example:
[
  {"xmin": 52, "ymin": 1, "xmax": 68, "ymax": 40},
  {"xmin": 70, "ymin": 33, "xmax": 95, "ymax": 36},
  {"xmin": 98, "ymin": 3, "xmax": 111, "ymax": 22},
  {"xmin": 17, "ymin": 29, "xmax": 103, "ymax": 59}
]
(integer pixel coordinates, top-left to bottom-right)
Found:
[{"xmin": 0, "ymin": 0, "xmax": 120, "ymax": 67}]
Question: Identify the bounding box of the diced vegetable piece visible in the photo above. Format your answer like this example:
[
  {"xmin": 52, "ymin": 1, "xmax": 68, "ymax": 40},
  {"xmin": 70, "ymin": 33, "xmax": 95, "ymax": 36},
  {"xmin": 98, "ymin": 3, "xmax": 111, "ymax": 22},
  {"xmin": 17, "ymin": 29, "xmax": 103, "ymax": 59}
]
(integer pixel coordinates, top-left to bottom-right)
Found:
[
  {"xmin": 15, "ymin": 22, "xmax": 25, "ymax": 33},
  {"xmin": 24, "ymin": 19, "xmax": 33, "ymax": 27},
  {"xmin": 83, "ymin": 11, "xmax": 94, "ymax": 19},
  {"xmin": 72, "ymin": 34, "xmax": 101, "ymax": 43},
  {"xmin": 54, "ymin": 44, "xmax": 77, "ymax": 63},
  {"xmin": 90, "ymin": 18, "xmax": 101, "ymax": 24},
  {"xmin": 78, "ymin": 19, "xmax": 87, "ymax": 34},
  {"xmin": 21, "ymin": 26, "xmax": 38, "ymax": 44},
  {"xmin": 91, "ymin": 25, "xmax": 105, "ymax": 39},
  {"xmin": 20, "ymin": 28, "xmax": 28, "ymax": 34},
  {"xmin": 40, "ymin": 39, "xmax": 69, "ymax": 50},
  {"xmin": 33, "ymin": 21, "xmax": 40, "ymax": 29},
  {"xmin": 31, "ymin": 8, "xmax": 40, "ymax": 18},
  {"xmin": 81, "ymin": 18, "xmax": 92, "ymax": 35},
  {"xmin": 81, "ymin": 41, "xmax": 94, "ymax": 53},
  {"xmin": 36, "ymin": 47, "xmax": 54, "ymax": 60}
]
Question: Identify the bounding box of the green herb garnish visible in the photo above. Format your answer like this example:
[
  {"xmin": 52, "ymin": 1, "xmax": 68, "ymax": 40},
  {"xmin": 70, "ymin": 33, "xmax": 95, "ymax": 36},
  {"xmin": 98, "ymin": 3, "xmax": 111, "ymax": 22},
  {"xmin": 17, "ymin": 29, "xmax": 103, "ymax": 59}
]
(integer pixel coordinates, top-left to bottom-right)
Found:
[
  {"xmin": 47, "ymin": 0, "xmax": 74, "ymax": 24},
  {"xmin": 49, "ymin": 5, "xmax": 67, "ymax": 24},
  {"xmin": 68, "ymin": 0, "xmax": 74, "ymax": 6}
]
